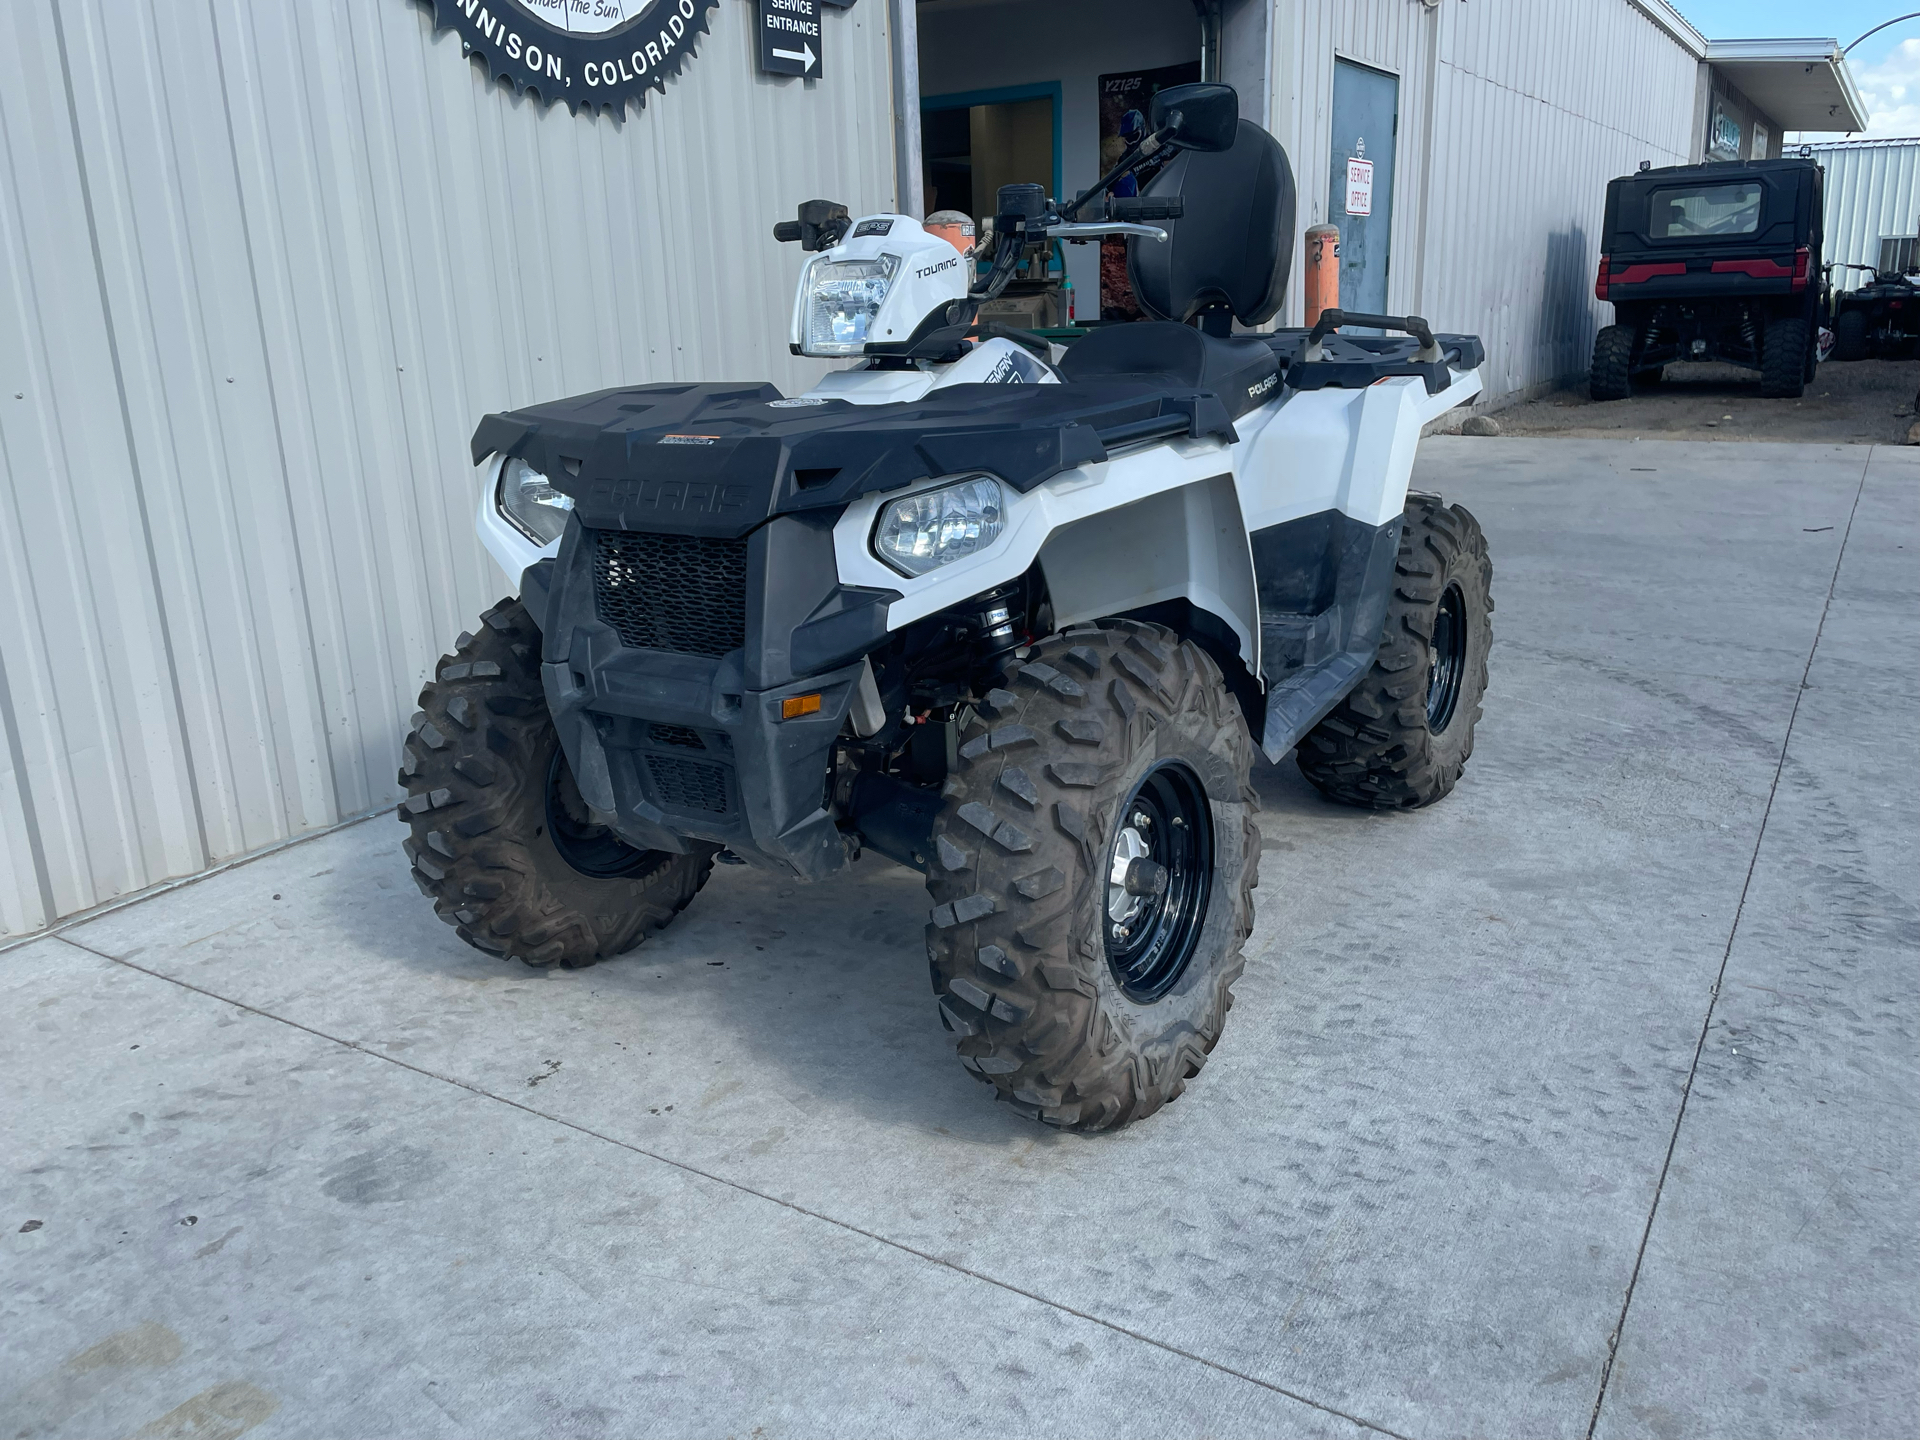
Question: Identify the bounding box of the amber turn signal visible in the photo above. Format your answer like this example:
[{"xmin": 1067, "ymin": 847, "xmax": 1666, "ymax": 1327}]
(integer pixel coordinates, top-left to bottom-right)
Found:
[{"xmin": 780, "ymin": 693, "xmax": 823, "ymax": 720}]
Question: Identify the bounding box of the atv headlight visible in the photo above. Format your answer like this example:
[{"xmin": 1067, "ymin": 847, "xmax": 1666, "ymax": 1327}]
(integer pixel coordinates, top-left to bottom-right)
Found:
[
  {"xmin": 872, "ymin": 475, "xmax": 1005, "ymax": 577},
  {"xmin": 497, "ymin": 456, "xmax": 574, "ymax": 546},
  {"xmin": 803, "ymin": 254, "xmax": 899, "ymax": 356}
]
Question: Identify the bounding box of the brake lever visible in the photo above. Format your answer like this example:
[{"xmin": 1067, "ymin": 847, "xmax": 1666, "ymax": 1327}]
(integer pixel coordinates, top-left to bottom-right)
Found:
[{"xmin": 1046, "ymin": 222, "xmax": 1169, "ymax": 243}]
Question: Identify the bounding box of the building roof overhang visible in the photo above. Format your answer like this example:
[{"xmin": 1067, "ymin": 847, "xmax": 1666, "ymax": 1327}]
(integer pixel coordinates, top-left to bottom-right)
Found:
[{"xmin": 1703, "ymin": 38, "xmax": 1871, "ymax": 133}]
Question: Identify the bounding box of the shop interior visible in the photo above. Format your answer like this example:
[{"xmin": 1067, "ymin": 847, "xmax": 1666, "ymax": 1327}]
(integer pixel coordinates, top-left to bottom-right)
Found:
[{"xmin": 914, "ymin": 0, "xmax": 1246, "ymax": 329}]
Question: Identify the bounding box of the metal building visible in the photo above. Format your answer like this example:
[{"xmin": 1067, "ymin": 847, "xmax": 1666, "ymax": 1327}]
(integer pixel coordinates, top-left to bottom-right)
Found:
[
  {"xmin": 1808, "ymin": 138, "xmax": 1920, "ymax": 275},
  {"xmin": 0, "ymin": 0, "xmax": 904, "ymax": 938},
  {"xmin": 0, "ymin": 0, "xmax": 1871, "ymax": 939}
]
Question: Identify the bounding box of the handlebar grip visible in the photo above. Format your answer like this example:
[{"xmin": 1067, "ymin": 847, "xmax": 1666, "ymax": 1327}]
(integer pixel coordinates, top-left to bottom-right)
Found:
[
  {"xmin": 773, "ymin": 221, "xmax": 803, "ymax": 243},
  {"xmin": 1111, "ymin": 197, "xmax": 1185, "ymax": 222},
  {"xmin": 1307, "ymin": 309, "xmax": 1437, "ymax": 349}
]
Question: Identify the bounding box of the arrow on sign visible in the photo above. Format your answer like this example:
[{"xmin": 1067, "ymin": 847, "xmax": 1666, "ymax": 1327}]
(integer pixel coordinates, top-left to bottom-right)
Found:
[{"xmin": 772, "ymin": 41, "xmax": 816, "ymax": 70}]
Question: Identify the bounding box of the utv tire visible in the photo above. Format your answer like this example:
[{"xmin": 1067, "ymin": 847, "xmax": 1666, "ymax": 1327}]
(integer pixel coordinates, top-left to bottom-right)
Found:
[
  {"xmin": 1296, "ymin": 495, "xmax": 1493, "ymax": 809},
  {"xmin": 925, "ymin": 622, "xmax": 1260, "ymax": 1131},
  {"xmin": 1590, "ymin": 325, "xmax": 1634, "ymax": 401},
  {"xmin": 1832, "ymin": 309, "xmax": 1869, "ymax": 362},
  {"xmin": 398, "ymin": 597, "xmax": 715, "ymax": 967},
  {"xmin": 1760, "ymin": 317, "xmax": 1809, "ymax": 397}
]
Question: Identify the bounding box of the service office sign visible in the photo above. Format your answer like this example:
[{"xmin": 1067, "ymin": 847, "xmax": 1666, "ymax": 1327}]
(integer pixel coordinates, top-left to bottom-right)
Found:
[{"xmin": 422, "ymin": 0, "xmax": 720, "ymax": 112}]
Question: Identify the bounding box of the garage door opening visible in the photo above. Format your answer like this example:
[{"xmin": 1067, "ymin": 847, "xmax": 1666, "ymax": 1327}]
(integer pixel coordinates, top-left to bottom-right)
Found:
[{"xmin": 914, "ymin": 0, "xmax": 1243, "ymax": 326}]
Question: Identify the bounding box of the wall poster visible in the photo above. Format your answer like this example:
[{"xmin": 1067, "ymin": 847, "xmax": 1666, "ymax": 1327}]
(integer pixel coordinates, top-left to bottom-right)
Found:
[{"xmin": 1096, "ymin": 60, "xmax": 1202, "ymax": 320}]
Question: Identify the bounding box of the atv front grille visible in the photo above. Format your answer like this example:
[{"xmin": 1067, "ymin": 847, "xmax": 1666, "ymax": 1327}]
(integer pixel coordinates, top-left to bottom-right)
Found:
[
  {"xmin": 644, "ymin": 754, "xmax": 731, "ymax": 814},
  {"xmin": 591, "ymin": 530, "xmax": 748, "ymax": 657}
]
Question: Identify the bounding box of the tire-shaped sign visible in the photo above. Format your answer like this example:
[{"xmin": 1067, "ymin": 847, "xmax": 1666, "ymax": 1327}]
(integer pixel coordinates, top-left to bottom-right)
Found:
[{"xmin": 421, "ymin": 0, "xmax": 719, "ymax": 113}]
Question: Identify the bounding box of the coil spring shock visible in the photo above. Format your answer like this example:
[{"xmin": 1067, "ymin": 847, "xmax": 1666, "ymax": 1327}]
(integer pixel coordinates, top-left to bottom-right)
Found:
[{"xmin": 967, "ymin": 581, "xmax": 1028, "ymax": 671}]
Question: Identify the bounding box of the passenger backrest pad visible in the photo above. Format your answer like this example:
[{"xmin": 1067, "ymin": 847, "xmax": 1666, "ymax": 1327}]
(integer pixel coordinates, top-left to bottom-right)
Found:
[{"xmin": 1128, "ymin": 119, "xmax": 1297, "ymax": 328}]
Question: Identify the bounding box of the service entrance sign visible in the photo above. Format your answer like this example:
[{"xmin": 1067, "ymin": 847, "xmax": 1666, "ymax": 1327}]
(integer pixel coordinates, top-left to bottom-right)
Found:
[
  {"xmin": 758, "ymin": 0, "xmax": 823, "ymax": 76},
  {"xmin": 1345, "ymin": 157, "xmax": 1375, "ymax": 217},
  {"xmin": 420, "ymin": 0, "xmax": 719, "ymax": 113}
]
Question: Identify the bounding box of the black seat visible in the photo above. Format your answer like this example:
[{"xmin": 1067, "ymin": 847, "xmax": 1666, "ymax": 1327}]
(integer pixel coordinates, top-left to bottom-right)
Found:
[
  {"xmin": 1059, "ymin": 116, "xmax": 1296, "ymax": 418},
  {"xmin": 1057, "ymin": 323, "xmax": 1278, "ymax": 418}
]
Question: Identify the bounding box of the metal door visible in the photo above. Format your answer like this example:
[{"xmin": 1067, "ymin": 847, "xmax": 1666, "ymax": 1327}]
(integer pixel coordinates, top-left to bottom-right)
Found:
[{"xmin": 1328, "ymin": 59, "xmax": 1398, "ymax": 316}]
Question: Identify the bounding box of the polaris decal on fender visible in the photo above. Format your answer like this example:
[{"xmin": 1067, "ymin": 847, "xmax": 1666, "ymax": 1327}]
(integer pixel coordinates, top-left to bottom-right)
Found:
[{"xmin": 417, "ymin": 0, "xmax": 719, "ymax": 114}]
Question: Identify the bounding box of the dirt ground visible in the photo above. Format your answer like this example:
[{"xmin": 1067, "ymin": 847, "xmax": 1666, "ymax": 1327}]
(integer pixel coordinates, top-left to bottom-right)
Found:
[{"xmin": 1488, "ymin": 356, "xmax": 1920, "ymax": 443}]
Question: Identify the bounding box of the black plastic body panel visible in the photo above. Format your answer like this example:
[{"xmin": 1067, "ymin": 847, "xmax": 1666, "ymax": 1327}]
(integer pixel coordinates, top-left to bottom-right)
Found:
[
  {"xmin": 532, "ymin": 516, "xmax": 896, "ymax": 880},
  {"xmin": 471, "ymin": 379, "xmax": 1238, "ymax": 541},
  {"xmin": 1248, "ymin": 508, "xmax": 1402, "ymax": 760}
]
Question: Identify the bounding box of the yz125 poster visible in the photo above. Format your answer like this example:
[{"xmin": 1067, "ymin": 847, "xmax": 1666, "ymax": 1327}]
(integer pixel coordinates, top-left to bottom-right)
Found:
[{"xmin": 1096, "ymin": 61, "xmax": 1201, "ymax": 320}]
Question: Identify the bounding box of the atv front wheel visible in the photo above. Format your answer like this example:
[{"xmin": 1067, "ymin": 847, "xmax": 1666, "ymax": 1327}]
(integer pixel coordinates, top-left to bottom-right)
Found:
[
  {"xmin": 398, "ymin": 598, "xmax": 716, "ymax": 967},
  {"xmin": 1760, "ymin": 316, "xmax": 1810, "ymax": 398},
  {"xmin": 1295, "ymin": 495, "xmax": 1493, "ymax": 809},
  {"xmin": 1590, "ymin": 324, "xmax": 1634, "ymax": 401},
  {"xmin": 924, "ymin": 622, "xmax": 1259, "ymax": 1131}
]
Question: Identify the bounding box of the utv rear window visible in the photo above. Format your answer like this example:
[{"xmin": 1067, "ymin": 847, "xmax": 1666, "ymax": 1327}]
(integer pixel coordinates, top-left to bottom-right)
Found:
[{"xmin": 1648, "ymin": 183, "xmax": 1763, "ymax": 239}]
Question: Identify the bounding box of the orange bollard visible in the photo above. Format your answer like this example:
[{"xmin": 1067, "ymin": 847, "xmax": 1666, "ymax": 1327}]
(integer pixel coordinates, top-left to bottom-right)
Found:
[{"xmin": 1304, "ymin": 224, "xmax": 1340, "ymax": 329}]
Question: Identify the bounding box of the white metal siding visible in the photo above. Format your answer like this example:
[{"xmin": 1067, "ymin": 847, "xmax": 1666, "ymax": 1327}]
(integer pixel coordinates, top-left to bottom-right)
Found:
[
  {"xmin": 0, "ymin": 0, "xmax": 896, "ymax": 937},
  {"xmin": 1268, "ymin": 0, "xmax": 1699, "ymax": 405},
  {"xmin": 1811, "ymin": 140, "xmax": 1920, "ymax": 273}
]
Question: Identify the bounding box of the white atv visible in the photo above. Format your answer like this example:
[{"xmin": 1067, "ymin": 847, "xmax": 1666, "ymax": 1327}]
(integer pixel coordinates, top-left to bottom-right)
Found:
[{"xmin": 400, "ymin": 84, "xmax": 1492, "ymax": 1131}]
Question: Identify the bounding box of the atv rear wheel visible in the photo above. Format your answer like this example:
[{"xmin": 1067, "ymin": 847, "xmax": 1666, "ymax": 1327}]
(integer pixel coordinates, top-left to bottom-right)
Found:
[
  {"xmin": 1760, "ymin": 316, "xmax": 1810, "ymax": 398},
  {"xmin": 1295, "ymin": 495, "xmax": 1493, "ymax": 809},
  {"xmin": 924, "ymin": 622, "xmax": 1259, "ymax": 1131},
  {"xmin": 398, "ymin": 598, "xmax": 715, "ymax": 967},
  {"xmin": 1832, "ymin": 309, "xmax": 1869, "ymax": 362},
  {"xmin": 1590, "ymin": 324, "xmax": 1634, "ymax": 401}
]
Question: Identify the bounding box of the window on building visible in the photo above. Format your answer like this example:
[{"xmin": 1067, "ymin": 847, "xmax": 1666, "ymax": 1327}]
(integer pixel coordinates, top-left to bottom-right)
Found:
[{"xmin": 1649, "ymin": 182, "xmax": 1763, "ymax": 238}]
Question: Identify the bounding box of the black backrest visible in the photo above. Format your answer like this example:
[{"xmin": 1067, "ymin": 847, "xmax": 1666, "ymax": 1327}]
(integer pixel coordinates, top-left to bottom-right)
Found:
[{"xmin": 1128, "ymin": 119, "xmax": 1296, "ymax": 328}]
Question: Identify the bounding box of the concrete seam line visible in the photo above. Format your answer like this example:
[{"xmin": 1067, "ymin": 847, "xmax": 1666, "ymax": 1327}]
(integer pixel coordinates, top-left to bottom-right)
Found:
[
  {"xmin": 57, "ymin": 933, "xmax": 1408, "ymax": 1440},
  {"xmin": 1583, "ymin": 448, "xmax": 1875, "ymax": 1440},
  {"xmin": 0, "ymin": 806, "xmax": 389, "ymax": 955}
]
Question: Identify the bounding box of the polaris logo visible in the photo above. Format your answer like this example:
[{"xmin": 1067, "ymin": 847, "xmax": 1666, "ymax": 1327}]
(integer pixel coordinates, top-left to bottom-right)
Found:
[
  {"xmin": 915, "ymin": 256, "xmax": 959, "ymax": 280},
  {"xmin": 590, "ymin": 477, "xmax": 755, "ymax": 515},
  {"xmin": 659, "ymin": 434, "xmax": 719, "ymax": 445},
  {"xmin": 1248, "ymin": 373, "xmax": 1278, "ymax": 399}
]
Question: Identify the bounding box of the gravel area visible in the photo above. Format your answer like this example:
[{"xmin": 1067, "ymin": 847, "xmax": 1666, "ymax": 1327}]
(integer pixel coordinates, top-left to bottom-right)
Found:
[{"xmin": 1487, "ymin": 356, "xmax": 1920, "ymax": 444}]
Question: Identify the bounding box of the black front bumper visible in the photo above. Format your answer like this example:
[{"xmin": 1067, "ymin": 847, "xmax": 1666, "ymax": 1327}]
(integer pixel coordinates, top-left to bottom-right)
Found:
[{"xmin": 528, "ymin": 517, "xmax": 898, "ymax": 882}]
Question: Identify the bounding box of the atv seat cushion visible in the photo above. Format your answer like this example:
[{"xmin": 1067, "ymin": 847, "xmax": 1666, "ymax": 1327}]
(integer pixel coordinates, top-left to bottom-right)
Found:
[{"xmin": 1057, "ymin": 322, "xmax": 1279, "ymax": 418}]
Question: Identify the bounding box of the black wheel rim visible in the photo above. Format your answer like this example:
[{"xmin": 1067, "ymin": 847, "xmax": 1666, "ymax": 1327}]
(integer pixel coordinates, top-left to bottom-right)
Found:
[
  {"xmin": 1103, "ymin": 762, "xmax": 1214, "ymax": 1004},
  {"xmin": 543, "ymin": 747, "xmax": 659, "ymax": 880},
  {"xmin": 1426, "ymin": 581, "xmax": 1469, "ymax": 733}
]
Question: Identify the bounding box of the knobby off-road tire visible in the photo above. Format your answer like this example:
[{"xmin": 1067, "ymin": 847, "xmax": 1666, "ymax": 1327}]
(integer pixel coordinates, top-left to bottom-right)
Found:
[
  {"xmin": 924, "ymin": 622, "xmax": 1260, "ymax": 1132},
  {"xmin": 1296, "ymin": 495, "xmax": 1493, "ymax": 809},
  {"xmin": 397, "ymin": 597, "xmax": 715, "ymax": 967},
  {"xmin": 1760, "ymin": 316, "xmax": 1810, "ymax": 398},
  {"xmin": 1590, "ymin": 324, "xmax": 1635, "ymax": 401},
  {"xmin": 1832, "ymin": 309, "xmax": 1869, "ymax": 362}
]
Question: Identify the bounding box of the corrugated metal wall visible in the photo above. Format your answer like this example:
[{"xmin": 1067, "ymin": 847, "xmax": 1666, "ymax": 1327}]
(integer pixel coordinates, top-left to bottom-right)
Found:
[
  {"xmin": 0, "ymin": 0, "xmax": 897, "ymax": 938},
  {"xmin": 1268, "ymin": 0, "xmax": 1700, "ymax": 404},
  {"xmin": 1812, "ymin": 139, "xmax": 1920, "ymax": 273}
]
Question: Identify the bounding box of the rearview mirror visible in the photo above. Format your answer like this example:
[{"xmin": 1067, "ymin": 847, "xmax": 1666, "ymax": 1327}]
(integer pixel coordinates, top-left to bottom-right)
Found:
[{"xmin": 1150, "ymin": 83, "xmax": 1239, "ymax": 153}]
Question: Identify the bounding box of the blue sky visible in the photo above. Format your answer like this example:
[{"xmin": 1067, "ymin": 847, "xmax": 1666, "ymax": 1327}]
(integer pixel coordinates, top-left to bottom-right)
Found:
[{"xmin": 1671, "ymin": 3, "xmax": 1920, "ymax": 136}]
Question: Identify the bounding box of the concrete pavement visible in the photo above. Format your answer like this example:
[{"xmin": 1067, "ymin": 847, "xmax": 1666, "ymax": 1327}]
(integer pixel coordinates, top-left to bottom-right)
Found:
[{"xmin": 4, "ymin": 439, "xmax": 1915, "ymax": 1438}]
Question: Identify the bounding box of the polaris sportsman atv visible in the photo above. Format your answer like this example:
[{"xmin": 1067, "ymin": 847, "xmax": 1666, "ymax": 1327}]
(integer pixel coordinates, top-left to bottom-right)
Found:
[
  {"xmin": 1591, "ymin": 158, "xmax": 1824, "ymax": 400},
  {"xmin": 399, "ymin": 84, "xmax": 1494, "ymax": 1131}
]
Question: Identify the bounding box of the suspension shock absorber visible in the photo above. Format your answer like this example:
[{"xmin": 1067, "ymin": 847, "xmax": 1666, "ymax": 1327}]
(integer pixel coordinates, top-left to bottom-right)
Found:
[{"xmin": 966, "ymin": 581, "xmax": 1028, "ymax": 673}]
